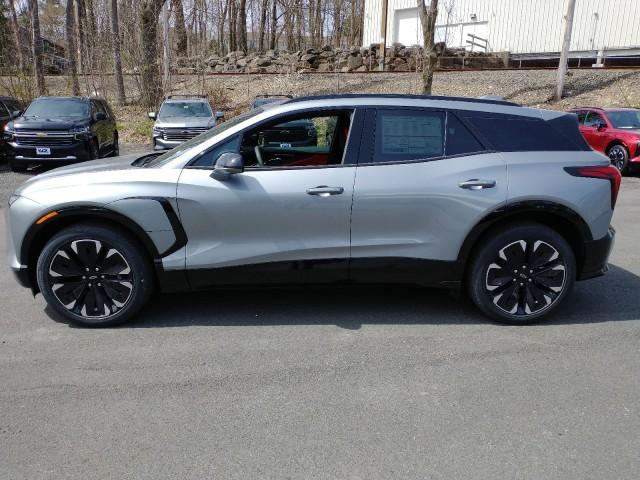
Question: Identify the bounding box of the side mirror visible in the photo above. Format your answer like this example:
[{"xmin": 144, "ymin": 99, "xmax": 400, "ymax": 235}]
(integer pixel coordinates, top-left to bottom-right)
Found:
[
  {"xmin": 210, "ymin": 152, "xmax": 244, "ymax": 180},
  {"xmin": 597, "ymin": 122, "xmax": 607, "ymax": 131},
  {"xmin": 95, "ymin": 111, "xmax": 107, "ymax": 121},
  {"xmin": 148, "ymin": 111, "xmax": 157, "ymax": 120},
  {"xmin": 215, "ymin": 111, "xmax": 225, "ymax": 120},
  {"xmin": 10, "ymin": 110, "xmax": 21, "ymax": 119}
]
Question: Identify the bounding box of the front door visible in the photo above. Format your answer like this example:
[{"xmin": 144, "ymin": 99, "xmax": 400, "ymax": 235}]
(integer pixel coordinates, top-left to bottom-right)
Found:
[
  {"xmin": 349, "ymin": 107, "xmax": 508, "ymax": 285},
  {"xmin": 177, "ymin": 108, "xmax": 361, "ymax": 288}
]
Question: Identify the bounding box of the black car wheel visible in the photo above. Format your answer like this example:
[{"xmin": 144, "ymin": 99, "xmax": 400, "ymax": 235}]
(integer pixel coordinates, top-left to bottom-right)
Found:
[
  {"xmin": 607, "ymin": 144, "xmax": 629, "ymax": 174},
  {"xmin": 89, "ymin": 140, "xmax": 100, "ymax": 160},
  {"xmin": 9, "ymin": 160, "xmax": 27, "ymax": 172},
  {"xmin": 468, "ymin": 223, "xmax": 575, "ymax": 324},
  {"xmin": 108, "ymin": 134, "xmax": 119, "ymax": 157},
  {"xmin": 36, "ymin": 223, "xmax": 154, "ymax": 327}
]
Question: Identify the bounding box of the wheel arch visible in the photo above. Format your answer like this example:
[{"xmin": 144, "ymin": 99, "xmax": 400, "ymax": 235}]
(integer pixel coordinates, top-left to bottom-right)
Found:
[
  {"xmin": 605, "ymin": 139, "xmax": 628, "ymax": 154},
  {"xmin": 21, "ymin": 207, "xmax": 161, "ymax": 294},
  {"xmin": 457, "ymin": 201, "xmax": 592, "ymax": 282}
]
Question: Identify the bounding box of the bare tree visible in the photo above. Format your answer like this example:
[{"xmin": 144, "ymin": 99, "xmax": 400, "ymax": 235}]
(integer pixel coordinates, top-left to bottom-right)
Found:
[
  {"xmin": 417, "ymin": 0, "xmax": 438, "ymax": 94},
  {"xmin": 110, "ymin": 0, "xmax": 126, "ymax": 105},
  {"xmin": 7, "ymin": 0, "xmax": 24, "ymax": 71},
  {"xmin": 172, "ymin": 0, "xmax": 188, "ymax": 57},
  {"xmin": 237, "ymin": 0, "xmax": 248, "ymax": 52},
  {"xmin": 28, "ymin": 0, "xmax": 46, "ymax": 95},
  {"xmin": 140, "ymin": 0, "xmax": 166, "ymax": 108},
  {"xmin": 257, "ymin": 0, "xmax": 269, "ymax": 51},
  {"xmin": 65, "ymin": 0, "xmax": 80, "ymax": 95}
]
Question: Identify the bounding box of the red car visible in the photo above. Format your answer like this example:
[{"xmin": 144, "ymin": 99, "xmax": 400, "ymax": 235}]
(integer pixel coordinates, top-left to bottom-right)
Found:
[{"xmin": 569, "ymin": 107, "xmax": 640, "ymax": 174}]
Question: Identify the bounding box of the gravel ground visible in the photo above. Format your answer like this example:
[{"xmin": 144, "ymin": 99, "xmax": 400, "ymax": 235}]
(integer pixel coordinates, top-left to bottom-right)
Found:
[{"xmin": 1, "ymin": 154, "xmax": 640, "ymax": 478}]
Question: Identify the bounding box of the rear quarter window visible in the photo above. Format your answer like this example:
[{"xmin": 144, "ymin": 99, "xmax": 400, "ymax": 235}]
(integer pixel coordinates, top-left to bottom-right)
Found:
[{"xmin": 460, "ymin": 111, "xmax": 582, "ymax": 152}]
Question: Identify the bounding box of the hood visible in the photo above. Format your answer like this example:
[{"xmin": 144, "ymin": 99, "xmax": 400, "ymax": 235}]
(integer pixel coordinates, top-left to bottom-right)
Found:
[
  {"xmin": 155, "ymin": 116, "xmax": 214, "ymax": 128},
  {"xmin": 14, "ymin": 153, "xmax": 146, "ymax": 196},
  {"xmin": 12, "ymin": 116, "xmax": 90, "ymax": 131}
]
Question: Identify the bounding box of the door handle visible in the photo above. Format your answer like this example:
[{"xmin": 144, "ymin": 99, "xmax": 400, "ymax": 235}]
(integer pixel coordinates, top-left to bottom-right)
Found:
[
  {"xmin": 458, "ymin": 179, "xmax": 496, "ymax": 190},
  {"xmin": 306, "ymin": 186, "xmax": 344, "ymax": 197}
]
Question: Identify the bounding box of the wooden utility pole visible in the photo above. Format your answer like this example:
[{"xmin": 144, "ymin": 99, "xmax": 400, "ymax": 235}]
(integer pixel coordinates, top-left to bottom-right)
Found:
[
  {"xmin": 555, "ymin": 0, "xmax": 577, "ymax": 101},
  {"xmin": 379, "ymin": 0, "xmax": 388, "ymax": 71}
]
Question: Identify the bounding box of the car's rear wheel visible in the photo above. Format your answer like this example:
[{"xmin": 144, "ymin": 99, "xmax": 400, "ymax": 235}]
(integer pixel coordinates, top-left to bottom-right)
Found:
[
  {"xmin": 36, "ymin": 223, "xmax": 154, "ymax": 327},
  {"xmin": 607, "ymin": 144, "xmax": 629, "ymax": 174},
  {"xmin": 468, "ymin": 223, "xmax": 575, "ymax": 324}
]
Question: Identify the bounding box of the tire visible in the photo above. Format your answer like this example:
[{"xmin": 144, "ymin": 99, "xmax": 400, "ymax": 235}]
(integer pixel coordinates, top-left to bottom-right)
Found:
[
  {"xmin": 89, "ymin": 140, "xmax": 100, "ymax": 160},
  {"xmin": 607, "ymin": 144, "xmax": 629, "ymax": 175},
  {"xmin": 467, "ymin": 223, "xmax": 576, "ymax": 325},
  {"xmin": 36, "ymin": 223, "xmax": 154, "ymax": 327},
  {"xmin": 108, "ymin": 134, "xmax": 119, "ymax": 157},
  {"xmin": 9, "ymin": 160, "xmax": 27, "ymax": 172}
]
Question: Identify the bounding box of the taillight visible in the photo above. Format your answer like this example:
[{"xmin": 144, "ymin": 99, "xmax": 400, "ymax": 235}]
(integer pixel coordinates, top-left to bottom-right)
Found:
[{"xmin": 564, "ymin": 165, "xmax": 622, "ymax": 209}]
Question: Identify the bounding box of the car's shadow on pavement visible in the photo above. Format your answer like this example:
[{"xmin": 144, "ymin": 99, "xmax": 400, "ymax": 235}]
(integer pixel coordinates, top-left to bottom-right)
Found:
[{"xmin": 45, "ymin": 264, "xmax": 640, "ymax": 329}]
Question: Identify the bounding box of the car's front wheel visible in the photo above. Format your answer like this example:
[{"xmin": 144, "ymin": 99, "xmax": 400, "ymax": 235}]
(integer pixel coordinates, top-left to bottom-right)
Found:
[
  {"xmin": 36, "ymin": 223, "xmax": 154, "ymax": 327},
  {"xmin": 468, "ymin": 223, "xmax": 575, "ymax": 324},
  {"xmin": 607, "ymin": 144, "xmax": 629, "ymax": 174}
]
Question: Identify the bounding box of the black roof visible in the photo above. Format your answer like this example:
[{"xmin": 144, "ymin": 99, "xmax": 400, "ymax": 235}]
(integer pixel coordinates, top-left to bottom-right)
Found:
[{"xmin": 285, "ymin": 93, "xmax": 519, "ymax": 107}]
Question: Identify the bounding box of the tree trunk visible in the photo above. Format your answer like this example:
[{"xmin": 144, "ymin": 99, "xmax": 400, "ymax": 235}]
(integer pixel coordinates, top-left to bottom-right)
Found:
[
  {"xmin": 418, "ymin": 0, "xmax": 438, "ymax": 95},
  {"xmin": 85, "ymin": 0, "xmax": 97, "ymax": 72},
  {"xmin": 28, "ymin": 0, "xmax": 46, "ymax": 95},
  {"xmin": 140, "ymin": 0, "xmax": 166, "ymax": 109},
  {"xmin": 228, "ymin": 0, "xmax": 237, "ymax": 52},
  {"xmin": 171, "ymin": 0, "xmax": 188, "ymax": 57},
  {"xmin": 237, "ymin": 0, "xmax": 247, "ymax": 52},
  {"xmin": 257, "ymin": 0, "xmax": 269, "ymax": 52},
  {"xmin": 7, "ymin": 0, "xmax": 24, "ymax": 71},
  {"xmin": 269, "ymin": 0, "xmax": 276, "ymax": 50},
  {"xmin": 75, "ymin": 0, "xmax": 87, "ymax": 74},
  {"xmin": 65, "ymin": 0, "xmax": 80, "ymax": 95},
  {"xmin": 110, "ymin": 0, "xmax": 126, "ymax": 105}
]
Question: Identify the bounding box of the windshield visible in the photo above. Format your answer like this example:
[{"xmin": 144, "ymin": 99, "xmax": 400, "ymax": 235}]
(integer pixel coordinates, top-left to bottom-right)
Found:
[
  {"xmin": 607, "ymin": 110, "xmax": 640, "ymax": 129},
  {"xmin": 24, "ymin": 98, "xmax": 89, "ymax": 119},
  {"xmin": 146, "ymin": 107, "xmax": 264, "ymax": 167},
  {"xmin": 159, "ymin": 101, "xmax": 212, "ymax": 118}
]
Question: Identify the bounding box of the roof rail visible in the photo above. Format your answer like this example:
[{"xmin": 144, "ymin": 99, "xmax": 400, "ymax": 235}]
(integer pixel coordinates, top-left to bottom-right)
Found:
[
  {"xmin": 285, "ymin": 93, "xmax": 520, "ymax": 107},
  {"xmin": 254, "ymin": 94, "xmax": 293, "ymax": 99}
]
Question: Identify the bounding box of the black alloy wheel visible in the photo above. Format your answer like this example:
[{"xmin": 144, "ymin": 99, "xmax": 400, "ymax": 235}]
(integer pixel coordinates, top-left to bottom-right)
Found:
[
  {"xmin": 607, "ymin": 144, "xmax": 628, "ymax": 174},
  {"xmin": 468, "ymin": 223, "xmax": 575, "ymax": 324},
  {"xmin": 37, "ymin": 224, "xmax": 153, "ymax": 327}
]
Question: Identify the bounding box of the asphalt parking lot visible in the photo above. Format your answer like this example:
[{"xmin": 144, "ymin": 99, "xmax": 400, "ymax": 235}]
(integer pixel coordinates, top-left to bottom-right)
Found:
[{"xmin": 1, "ymin": 151, "xmax": 639, "ymax": 479}]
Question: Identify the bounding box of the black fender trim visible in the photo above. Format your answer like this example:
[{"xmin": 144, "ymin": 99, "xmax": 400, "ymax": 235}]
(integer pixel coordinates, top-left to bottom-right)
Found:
[
  {"xmin": 19, "ymin": 197, "xmax": 189, "ymax": 292},
  {"xmin": 456, "ymin": 200, "xmax": 593, "ymax": 276}
]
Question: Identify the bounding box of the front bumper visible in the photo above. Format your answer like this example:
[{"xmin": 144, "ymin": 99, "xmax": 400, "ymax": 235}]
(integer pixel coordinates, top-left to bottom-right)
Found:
[
  {"xmin": 6, "ymin": 140, "xmax": 91, "ymax": 166},
  {"xmin": 578, "ymin": 226, "xmax": 615, "ymax": 280},
  {"xmin": 153, "ymin": 137, "xmax": 182, "ymax": 150}
]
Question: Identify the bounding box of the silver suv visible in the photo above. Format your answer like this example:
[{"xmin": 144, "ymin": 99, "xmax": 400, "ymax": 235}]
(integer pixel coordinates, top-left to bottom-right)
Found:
[
  {"xmin": 148, "ymin": 95, "xmax": 224, "ymax": 150},
  {"xmin": 7, "ymin": 94, "xmax": 619, "ymax": 327}
]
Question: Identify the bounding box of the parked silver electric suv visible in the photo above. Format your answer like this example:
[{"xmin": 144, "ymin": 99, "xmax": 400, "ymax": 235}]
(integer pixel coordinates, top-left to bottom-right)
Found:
[{"xmin": 7, "ymin": 94, "xmax": 619, "ymax": 327}]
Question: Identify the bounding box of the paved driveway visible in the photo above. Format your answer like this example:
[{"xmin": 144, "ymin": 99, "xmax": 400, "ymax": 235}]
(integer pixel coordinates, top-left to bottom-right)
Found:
[{"xmin": 1, "ymin": 155, "xmax": 639, "ymax": 479}]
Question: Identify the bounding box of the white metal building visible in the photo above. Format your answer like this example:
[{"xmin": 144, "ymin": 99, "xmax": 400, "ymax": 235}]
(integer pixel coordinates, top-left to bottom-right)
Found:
[{"xmin": 362, "ymin": 0, "xmax": 640, "ymax": 55}]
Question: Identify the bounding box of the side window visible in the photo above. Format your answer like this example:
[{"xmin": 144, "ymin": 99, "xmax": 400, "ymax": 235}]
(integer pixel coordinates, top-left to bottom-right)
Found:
[
  {"xmin": 191, "ymin": 135, "xmax": 241, "ymax": 167},
  {"xmin": 240, "ymin": 112, "xmax": 351, "ymax": 168},
  {"xmin": 445, "ymin": 113, "xmax": 484, "ymax": 156},
  {"xmin": 461, "ymin": 112, "xmax": 575, "ymax": 152},
  {"xmin": 575, "ymin": 110, "xmax": 587, "ymax": 125},
  {"xmin": 584, "ymin": 111, "xmax": 605, "ymax": 128},
  {"xmin": 0, "ymin": 102, "xmax": 9, "ymax": 120},
  {"xmin": 373, "ymin": 109, "xmax": 444, "ymax": 162}
]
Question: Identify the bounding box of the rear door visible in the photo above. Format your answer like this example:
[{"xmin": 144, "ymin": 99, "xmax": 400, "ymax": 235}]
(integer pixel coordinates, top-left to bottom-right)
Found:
[
  {"xmin": 349, "ymin": 107, "xmax": 507, "ymax": 284},
  {"xmin": 176, "ymin": 108, "xmax": 363, "ymax": 288},
  {"xmin": 582, "ymin": 111, "xmax": 608, "ymax": 152}
]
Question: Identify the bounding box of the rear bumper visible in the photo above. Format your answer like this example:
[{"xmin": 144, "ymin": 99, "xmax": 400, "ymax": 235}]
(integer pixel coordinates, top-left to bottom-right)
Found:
[{"xmin": 578, "ymin": 226, "xmax": 615, "ymax": 280}]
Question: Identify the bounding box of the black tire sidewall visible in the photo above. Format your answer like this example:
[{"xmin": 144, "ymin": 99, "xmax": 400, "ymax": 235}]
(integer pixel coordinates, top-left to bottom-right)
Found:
[
  {"xmin": 468, "ymin": 223, "xmax": 576, "ymax": 325},
  {"xmin": 36, "ymin": 223, "xmax": 154, "ymax": 327}
]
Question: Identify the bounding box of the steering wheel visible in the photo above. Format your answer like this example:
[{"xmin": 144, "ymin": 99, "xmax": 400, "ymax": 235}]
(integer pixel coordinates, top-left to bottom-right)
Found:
[{"xmin": 254, "ymin": 146, "xmax": 264, "ymax": 167}]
